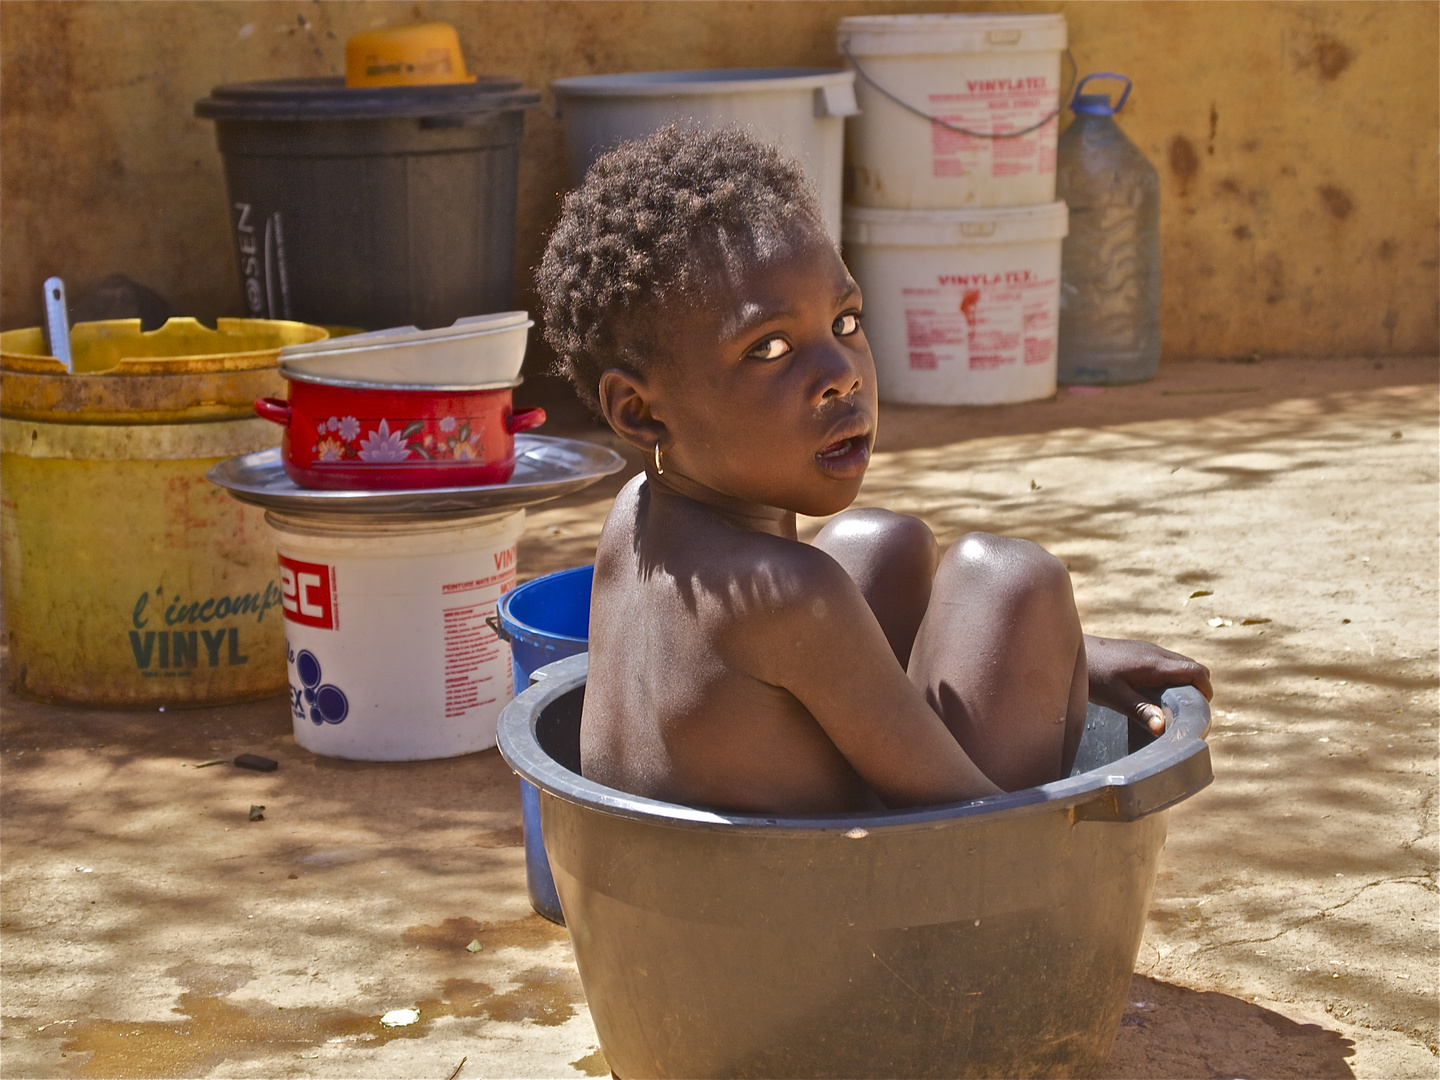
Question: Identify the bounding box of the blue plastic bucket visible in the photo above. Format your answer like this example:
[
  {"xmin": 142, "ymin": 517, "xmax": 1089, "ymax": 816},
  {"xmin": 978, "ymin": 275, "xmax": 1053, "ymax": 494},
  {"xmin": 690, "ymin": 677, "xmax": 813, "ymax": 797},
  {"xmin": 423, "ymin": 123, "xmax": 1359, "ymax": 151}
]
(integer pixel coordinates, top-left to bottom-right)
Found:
[{"xmin": 495, "ymin": 564, "xmax": 593, "ymax": 923}]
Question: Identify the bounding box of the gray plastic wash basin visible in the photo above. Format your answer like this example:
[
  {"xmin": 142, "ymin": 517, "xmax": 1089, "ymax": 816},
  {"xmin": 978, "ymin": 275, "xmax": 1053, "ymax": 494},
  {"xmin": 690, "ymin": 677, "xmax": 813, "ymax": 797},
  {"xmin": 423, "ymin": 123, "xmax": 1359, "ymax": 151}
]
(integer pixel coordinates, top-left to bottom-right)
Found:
[{"xmin": 498, "ymin": 653, "xmax": 1211, "ymax": 1079}]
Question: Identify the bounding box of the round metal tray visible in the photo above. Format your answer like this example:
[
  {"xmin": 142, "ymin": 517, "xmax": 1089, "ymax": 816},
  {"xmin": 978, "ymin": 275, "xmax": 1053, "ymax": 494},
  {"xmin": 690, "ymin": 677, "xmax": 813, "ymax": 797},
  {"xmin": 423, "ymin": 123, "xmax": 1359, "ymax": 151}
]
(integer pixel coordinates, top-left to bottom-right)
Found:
[{"xmin": 208, "ymin": 434, "xmax": 626, "ymax": 516}]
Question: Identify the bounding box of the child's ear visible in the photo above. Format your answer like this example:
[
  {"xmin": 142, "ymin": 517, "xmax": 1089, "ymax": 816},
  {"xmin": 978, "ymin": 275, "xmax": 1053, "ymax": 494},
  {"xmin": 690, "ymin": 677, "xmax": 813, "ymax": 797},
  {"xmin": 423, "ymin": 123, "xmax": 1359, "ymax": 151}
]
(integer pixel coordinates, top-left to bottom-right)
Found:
[{"xmin": 598, "ymin": 368, "xmax": 667, "ymax": 454}]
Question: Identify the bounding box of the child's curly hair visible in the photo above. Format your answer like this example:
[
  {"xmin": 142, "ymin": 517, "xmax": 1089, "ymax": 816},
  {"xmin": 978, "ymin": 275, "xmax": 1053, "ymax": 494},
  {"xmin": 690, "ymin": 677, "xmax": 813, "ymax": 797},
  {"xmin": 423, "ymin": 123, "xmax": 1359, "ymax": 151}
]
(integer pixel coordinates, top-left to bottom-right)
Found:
[{"xmin": 537, "ymin": 124, "xmax": 827, "ymax": 414}]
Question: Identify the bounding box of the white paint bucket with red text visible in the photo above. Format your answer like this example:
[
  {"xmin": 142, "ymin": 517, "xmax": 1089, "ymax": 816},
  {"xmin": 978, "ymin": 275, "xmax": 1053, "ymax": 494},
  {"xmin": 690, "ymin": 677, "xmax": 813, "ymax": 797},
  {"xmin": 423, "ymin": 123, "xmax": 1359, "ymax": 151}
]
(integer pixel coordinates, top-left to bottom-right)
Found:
[
  {"xmin": 263, "ymin": 508, "xmax": 524, "ymax": 760},
  {"xmin": 844, "ymin": 201, "xmax": 1068, "ymax": 405},
  {"xmin": 838, "ymin": 13, "xmax": 1067, "ymax": 208}
]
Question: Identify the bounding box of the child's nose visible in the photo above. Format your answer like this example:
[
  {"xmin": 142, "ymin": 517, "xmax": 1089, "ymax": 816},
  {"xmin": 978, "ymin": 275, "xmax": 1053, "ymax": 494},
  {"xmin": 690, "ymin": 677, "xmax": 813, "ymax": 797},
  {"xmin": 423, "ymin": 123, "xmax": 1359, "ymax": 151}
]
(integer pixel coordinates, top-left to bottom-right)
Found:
[{"xmin": 812, "ymin": 339, "xmax": 864, "ymax": 403}]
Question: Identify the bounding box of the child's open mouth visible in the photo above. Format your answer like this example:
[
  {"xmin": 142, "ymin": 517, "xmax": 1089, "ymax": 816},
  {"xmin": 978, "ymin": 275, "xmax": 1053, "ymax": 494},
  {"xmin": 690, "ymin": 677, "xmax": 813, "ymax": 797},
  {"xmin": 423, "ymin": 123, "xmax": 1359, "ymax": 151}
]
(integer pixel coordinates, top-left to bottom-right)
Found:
[{"xmin": 815, "ymin": 435, "xmax": 869, "ymax": 473}]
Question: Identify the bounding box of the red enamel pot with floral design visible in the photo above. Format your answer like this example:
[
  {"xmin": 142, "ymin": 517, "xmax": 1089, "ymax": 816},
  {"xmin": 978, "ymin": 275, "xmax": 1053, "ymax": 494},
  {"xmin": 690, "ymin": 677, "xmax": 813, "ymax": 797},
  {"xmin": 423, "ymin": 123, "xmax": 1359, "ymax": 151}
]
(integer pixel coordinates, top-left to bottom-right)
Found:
[{"xmin": 254, "ymin": 374, "xmax": 546, "ymax": 490}]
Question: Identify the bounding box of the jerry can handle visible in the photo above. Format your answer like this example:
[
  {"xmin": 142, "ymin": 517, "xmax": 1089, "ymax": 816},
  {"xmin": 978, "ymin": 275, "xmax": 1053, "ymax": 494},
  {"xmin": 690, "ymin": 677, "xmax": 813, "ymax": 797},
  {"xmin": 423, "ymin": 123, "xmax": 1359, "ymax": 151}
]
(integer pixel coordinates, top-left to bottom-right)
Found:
[
  {"xmin": 254, "ymin": 397, "xmax": 291, "ymax": 425},
  {"xmin": 1071, "ymin": 73, "xmax": 1132, "ymax": 112}
]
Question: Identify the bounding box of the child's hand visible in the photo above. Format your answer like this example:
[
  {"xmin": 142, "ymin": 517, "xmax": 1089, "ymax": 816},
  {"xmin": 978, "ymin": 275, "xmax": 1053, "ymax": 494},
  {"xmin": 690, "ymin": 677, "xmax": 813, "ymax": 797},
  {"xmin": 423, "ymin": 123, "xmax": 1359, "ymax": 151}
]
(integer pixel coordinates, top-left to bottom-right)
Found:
[{"xmin": 1084, "ymin": 635, "xmax": 1213, "ymax": 734}]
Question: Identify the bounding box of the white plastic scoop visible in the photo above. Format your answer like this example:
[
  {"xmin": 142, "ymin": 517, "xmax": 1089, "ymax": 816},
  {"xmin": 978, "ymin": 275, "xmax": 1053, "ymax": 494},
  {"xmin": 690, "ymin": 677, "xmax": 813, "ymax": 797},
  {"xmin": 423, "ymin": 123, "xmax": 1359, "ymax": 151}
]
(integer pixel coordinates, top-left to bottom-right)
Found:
[{"xmin": 43, "ymin": 276, "xmax": 73, "ymax": 372}]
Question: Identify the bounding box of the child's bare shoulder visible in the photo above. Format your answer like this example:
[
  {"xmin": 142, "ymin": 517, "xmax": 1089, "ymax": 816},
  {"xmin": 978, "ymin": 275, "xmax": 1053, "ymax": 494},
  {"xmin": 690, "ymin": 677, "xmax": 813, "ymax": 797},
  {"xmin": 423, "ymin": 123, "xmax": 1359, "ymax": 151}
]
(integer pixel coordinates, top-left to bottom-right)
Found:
[
  {"xmin": 706, "ymin": 528, "xmax": 854, "ymax": 626},
  {"xmin": 597, "ymin": 478, "xmax": 858, "ymax": 627}
]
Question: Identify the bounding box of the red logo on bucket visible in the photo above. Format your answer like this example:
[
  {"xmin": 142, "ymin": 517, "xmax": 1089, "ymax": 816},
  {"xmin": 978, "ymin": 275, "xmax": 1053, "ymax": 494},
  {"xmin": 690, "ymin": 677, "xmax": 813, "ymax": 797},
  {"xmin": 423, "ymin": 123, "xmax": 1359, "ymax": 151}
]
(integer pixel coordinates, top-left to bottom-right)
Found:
[{"xmin": 278, "ymin": 556, "xmax": 336, "ymax": 629}]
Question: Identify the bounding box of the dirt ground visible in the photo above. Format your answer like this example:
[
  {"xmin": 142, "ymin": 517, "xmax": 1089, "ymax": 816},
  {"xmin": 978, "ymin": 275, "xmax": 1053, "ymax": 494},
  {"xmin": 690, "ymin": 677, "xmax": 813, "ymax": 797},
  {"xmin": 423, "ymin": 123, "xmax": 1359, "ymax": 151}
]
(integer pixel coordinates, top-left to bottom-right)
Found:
[{"xmin": 2, "ymin": 355, "xmax": 1436, "ymax": 1079}]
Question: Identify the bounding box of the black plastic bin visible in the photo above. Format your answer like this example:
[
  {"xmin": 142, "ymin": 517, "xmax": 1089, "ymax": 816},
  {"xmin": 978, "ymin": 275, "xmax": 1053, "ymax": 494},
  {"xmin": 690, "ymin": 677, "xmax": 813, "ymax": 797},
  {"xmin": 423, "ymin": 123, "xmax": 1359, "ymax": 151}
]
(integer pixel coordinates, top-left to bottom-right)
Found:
[
  {"xmin": 498, "ymin": 654, "xmax": 1213, "ymax": 1079},
  {"xmin": 196, "ymin": 78, "xmax": 540, "ymax": 330}
]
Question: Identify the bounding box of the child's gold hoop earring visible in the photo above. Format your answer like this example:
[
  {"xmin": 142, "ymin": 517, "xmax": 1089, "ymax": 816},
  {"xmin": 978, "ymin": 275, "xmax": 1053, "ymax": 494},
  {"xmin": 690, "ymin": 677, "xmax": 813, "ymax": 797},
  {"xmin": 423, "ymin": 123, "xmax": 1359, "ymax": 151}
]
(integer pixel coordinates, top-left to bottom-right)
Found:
[{"xmin": 654, "ymin": 442, "xmax": 664, "ymax": 475}]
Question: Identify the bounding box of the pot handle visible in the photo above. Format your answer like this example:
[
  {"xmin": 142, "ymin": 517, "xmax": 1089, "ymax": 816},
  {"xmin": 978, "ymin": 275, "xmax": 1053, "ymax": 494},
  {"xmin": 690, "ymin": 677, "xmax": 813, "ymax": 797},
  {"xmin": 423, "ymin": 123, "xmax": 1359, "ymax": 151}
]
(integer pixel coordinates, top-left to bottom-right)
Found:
[
  {"xmin": 506, "ymin": 406, "xmax": 547, "ymax": 435},
  {"xmin": 254, "ymin": 397, "xmax": 291, "ymax": 426}
]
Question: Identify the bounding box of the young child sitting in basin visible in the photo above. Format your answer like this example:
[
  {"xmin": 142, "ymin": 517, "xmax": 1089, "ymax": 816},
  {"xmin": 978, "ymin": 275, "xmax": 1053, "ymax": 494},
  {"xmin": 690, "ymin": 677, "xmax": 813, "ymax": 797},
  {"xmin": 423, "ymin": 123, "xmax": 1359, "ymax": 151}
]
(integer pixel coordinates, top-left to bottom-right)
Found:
[{"xmin": 537, "ymin": 126, "xmax": 1211, "ymax": 814}]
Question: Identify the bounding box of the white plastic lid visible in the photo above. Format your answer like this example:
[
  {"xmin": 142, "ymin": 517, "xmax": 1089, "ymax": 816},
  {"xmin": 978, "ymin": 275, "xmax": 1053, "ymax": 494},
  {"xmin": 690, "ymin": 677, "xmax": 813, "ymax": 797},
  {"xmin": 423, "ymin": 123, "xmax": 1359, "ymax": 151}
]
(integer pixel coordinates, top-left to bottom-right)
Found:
[
  {"xmin": 838, "ymin": 13, "xmax": 1068, "ymax": 57},
  {"xmin": 842, "ymin": 201, "xmax": 1069, "ymax": 247},
  {"xmin": 551, "ymin": 67, "xmax": 855, "ymax": 98},
  {"xmin": 278, "ymin": 311, "xmax": 531, "ymax": 361}
]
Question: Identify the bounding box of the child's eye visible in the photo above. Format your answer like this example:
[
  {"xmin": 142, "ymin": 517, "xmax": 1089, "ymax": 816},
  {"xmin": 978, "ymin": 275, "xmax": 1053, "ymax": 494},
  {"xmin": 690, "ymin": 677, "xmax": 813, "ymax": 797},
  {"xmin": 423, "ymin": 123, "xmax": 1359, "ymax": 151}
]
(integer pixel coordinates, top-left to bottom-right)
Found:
[
  {"xmin": 833, "ymin": 312, "xmax": 862, "ymax": 336},
  {"xmin": 746, "ymin": 336, "xmax": 791, "ymax": 361}
]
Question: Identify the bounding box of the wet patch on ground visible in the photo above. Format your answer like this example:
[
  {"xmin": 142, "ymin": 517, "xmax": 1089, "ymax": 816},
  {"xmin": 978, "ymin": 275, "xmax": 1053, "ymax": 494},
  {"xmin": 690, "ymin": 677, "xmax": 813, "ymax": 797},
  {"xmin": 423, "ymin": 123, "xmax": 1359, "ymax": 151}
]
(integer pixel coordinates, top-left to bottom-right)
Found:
[
  {"xmin": 402, "ymin": 913, "xmax": 569, "ymax": 954},
  {"xmin": 55, "ymin": 964, "xmax": 585, "ymax": 1078},
  {"xmin": 570, "ymin": 1047, "xmax": 611, "ymax": 1075},
  {"xmin": 59, "ymin": 993, "xmax": 419, "ymax": 1079}
]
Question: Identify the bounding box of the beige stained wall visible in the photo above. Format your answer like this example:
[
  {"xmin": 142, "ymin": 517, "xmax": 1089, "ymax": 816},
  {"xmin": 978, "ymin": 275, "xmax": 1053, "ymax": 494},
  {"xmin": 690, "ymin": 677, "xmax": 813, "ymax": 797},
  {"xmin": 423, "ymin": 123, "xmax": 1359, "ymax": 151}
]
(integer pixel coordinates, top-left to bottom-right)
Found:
[{"xmin": 2, "ymin": 0, "xmax": 1436, "ymax": 361}]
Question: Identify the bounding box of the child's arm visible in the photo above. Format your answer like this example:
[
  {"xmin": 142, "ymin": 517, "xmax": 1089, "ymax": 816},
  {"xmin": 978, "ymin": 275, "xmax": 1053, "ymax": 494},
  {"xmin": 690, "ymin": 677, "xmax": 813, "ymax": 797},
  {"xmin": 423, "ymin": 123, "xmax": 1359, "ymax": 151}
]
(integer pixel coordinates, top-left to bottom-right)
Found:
[
  {"xmin": 1084, "ymin": 635, "xmax": 1213, "ymax": 733},
  {"xmin": 730, "ymin": 549, "xmax": 1003, "ymax": 807}
]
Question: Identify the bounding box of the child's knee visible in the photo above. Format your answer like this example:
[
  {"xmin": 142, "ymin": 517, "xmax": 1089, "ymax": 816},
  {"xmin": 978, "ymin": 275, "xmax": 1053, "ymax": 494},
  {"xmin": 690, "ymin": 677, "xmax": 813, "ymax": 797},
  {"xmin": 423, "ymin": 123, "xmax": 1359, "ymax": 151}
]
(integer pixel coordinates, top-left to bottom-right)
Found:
[
  {"xmin": 945, "ymin": 532, "xmax": 1072, "ymax": 599},
  {"xmin": 815, "ymin": 509, "xmax": 937, "ymax": 574},
  {"xmin": 819, "ymin": 507, "xmax": 932, "ymax": 545}
]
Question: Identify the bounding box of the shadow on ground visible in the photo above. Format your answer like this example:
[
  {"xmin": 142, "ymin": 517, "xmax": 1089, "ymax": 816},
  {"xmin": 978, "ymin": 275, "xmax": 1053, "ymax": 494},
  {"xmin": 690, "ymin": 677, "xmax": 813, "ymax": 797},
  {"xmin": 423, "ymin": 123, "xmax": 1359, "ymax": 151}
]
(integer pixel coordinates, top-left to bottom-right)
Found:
[{"xmin": 1108, "ymin": 974, "xmax": 1355, "ymax": 1079}]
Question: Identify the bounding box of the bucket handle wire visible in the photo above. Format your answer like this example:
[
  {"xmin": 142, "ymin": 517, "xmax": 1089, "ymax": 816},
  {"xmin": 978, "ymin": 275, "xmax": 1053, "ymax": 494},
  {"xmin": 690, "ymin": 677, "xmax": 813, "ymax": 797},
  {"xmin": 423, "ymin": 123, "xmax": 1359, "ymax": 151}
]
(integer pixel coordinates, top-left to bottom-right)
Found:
[
  {"xmin": 839, "ymin": 41, "xmax": 1077, "ymax": 140},
  {"xmin": 486, "ymin": 614, "xmax": 512, "ymax": 644}
]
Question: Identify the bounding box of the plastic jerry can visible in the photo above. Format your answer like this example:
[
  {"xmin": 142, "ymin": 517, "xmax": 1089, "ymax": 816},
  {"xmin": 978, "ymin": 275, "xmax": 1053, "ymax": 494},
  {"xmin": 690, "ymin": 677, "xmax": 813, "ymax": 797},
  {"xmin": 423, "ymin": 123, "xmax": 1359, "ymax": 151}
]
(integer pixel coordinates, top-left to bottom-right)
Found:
[{"xmin": 1056, "ymin": 74, "xmax": 1161, "ymax": 384}]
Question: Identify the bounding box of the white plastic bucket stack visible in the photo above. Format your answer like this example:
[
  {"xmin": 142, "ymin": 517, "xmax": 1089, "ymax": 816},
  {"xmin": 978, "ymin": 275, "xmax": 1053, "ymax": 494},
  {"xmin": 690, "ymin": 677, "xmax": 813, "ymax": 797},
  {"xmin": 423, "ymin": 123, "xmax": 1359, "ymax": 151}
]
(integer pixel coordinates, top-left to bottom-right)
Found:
[
  {"xmin": 265, "ymin": 509, "xmax": 525, "ymax": 761},
  {"xmin": 844, "ymin": 202, "xmax": 1068, "ymax": 405},
  {"xmin": 839, "ymin": 13, "xmax": 1067, "ymax": 208},
  {"xmin": 838, "ymin": 13, "xmax": 1069, "ymax": 405},
  {"xmin": 551, "ymin": 68, "xmax": 858, "ymax": 243}
]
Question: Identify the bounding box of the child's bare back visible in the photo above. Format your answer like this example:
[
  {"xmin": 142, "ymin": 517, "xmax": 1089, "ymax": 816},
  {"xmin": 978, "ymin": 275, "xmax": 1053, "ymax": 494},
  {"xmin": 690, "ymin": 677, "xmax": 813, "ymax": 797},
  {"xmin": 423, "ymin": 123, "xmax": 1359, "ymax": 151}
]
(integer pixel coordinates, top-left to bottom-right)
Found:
[
  {"xmin": 582, "ymin": 476, "xmax": 883, "ymax": 812},
  {"xmin": 583, "ymin": 476, "xmax": 1003, "ymax": 812},
  {"xmin": 538, "ymin": 126, "xmax": 1211, "ymax": 814}
]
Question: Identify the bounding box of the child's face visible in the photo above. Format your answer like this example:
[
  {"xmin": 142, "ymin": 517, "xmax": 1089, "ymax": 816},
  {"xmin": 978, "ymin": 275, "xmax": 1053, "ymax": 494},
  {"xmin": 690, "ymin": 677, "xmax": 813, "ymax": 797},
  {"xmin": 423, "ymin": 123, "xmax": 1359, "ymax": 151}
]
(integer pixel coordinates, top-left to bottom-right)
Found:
[{"xmin": 647, "ymin": 224, "xmax": 877, "ymax": 518}]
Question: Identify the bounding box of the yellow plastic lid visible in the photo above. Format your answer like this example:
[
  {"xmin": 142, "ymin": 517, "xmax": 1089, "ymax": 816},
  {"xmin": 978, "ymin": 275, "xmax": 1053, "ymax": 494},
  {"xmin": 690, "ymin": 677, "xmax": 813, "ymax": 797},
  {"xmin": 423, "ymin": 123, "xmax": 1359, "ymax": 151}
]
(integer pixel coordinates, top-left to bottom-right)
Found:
[
  {"xmin": 345, "ymin": 23, "xmax": 475, "ymax": 88},
  {"xmin": 0, "ymin": 317, "xmax": 329, "ymax": 423},
  {"xmin": 0, "ymin": 317, "xmax": 327, "ymax": 375}
]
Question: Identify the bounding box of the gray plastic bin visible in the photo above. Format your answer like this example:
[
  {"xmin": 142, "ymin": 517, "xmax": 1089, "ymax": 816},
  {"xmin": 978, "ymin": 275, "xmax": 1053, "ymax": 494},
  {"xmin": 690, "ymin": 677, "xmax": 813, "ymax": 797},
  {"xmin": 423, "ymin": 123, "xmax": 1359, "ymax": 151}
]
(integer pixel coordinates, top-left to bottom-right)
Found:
[
  {"xmin": 550, "ymin": 68, "xmax": 858, "ymax": 243},
  {"xmin": 196, "ymin": 77, "xmax": 539, "ymax": 330},
  {"xmin": 497, "ymin": 653, "xmax": 1211, "ymax": 1079}
]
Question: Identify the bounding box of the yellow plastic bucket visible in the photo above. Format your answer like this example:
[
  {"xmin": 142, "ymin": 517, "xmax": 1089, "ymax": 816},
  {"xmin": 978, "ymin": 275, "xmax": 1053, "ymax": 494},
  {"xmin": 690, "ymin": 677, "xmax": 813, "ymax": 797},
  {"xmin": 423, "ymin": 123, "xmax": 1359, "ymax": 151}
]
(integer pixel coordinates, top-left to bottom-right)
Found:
[
  {"xmin": 0, "ymin": 317, "xmax": 327, "ymax": 707},
  {"xmin": 344, "ymin": 23, "xmax": 476, "ymax": 88}
]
